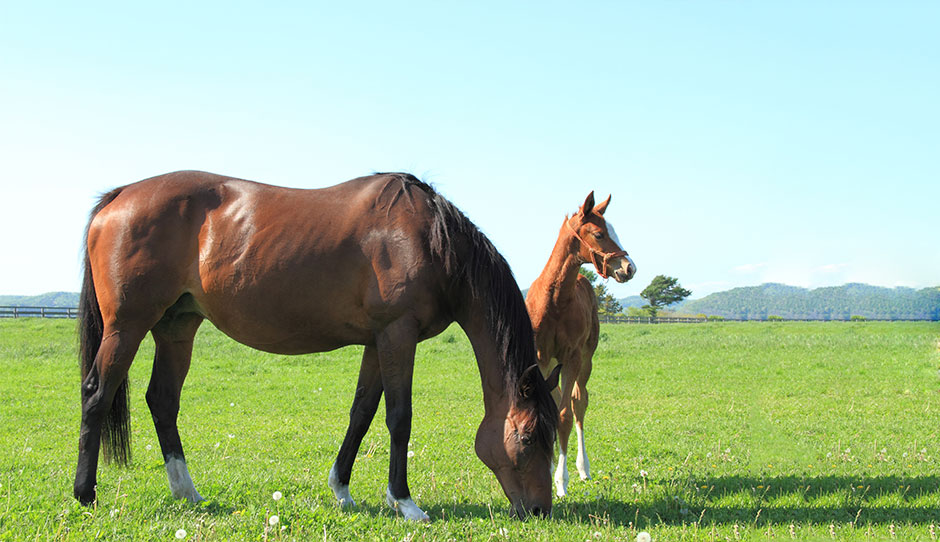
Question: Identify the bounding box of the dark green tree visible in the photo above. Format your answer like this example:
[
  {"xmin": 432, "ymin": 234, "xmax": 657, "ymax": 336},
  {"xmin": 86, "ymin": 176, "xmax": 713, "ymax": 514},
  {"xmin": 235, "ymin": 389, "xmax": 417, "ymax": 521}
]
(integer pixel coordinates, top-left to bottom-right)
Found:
[
  {"xmin": 640, "ymin": 275, "xmax": 692, "ymax": 317},
  {"xmin": 579, "ymin": 268, "xmax": 623, "ymax": 319}
]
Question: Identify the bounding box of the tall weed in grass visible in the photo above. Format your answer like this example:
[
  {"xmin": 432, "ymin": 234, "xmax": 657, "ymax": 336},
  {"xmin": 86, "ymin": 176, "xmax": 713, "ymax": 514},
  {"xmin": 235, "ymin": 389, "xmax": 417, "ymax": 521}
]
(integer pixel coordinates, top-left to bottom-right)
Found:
[{"xmin": 0, "ymin": 319, "xmax": 937, "ymax": 540}]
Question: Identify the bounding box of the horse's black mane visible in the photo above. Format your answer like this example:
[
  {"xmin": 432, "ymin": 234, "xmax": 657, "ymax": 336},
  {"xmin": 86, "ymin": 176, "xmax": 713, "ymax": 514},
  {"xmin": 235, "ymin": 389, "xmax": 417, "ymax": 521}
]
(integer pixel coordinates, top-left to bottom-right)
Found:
[{"xmin": 375, "ymin": 172, "xmax": 558, "ymax": 449}]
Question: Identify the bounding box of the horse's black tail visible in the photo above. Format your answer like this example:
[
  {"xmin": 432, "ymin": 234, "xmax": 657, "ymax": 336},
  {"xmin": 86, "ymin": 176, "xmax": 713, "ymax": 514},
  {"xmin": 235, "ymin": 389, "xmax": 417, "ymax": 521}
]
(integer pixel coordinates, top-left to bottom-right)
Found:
[{"xmin": 79, "ymin": 187, "xmax": 131, "ymax": 465}]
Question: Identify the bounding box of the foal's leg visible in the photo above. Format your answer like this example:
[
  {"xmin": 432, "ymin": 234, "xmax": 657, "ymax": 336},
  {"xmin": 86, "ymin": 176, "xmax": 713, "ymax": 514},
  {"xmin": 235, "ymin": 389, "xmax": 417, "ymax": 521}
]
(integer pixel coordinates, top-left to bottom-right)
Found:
[
  {"xmin": 74, "ymin": 326, "xmax": 147, "ymax": 505},
  {"xmin": 573, "ymin": 343, "xmax": 595, "ymax": 482},
  {"xmin": 376, "ymin": 319, "xmax": 428, "ymax": 521},
  {"xmin": 571, "ymin": 378, "xmax": 591, "ymax": 481},
  {"xmin": 554, "ymin": 354, "xmax": 581, "ymax": 498},
  {"xmin": 147, "ymin": 313, "xmax": 204, "ymax": 502},
  {"xmin": 329, "ymin": 345, "xmax": 383, "ymax": 508}
]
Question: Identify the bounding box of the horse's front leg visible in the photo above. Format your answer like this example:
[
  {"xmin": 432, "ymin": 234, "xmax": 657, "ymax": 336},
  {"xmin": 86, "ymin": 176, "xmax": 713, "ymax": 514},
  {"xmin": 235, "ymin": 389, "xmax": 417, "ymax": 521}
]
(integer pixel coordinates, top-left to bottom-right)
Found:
[
  {"xmin": 330, "ymin": 345, "xmax": 383, "ymax": 508},
  {"xmin": 375, "ymin": 318, "xmax": 429, "ymax": 522}
]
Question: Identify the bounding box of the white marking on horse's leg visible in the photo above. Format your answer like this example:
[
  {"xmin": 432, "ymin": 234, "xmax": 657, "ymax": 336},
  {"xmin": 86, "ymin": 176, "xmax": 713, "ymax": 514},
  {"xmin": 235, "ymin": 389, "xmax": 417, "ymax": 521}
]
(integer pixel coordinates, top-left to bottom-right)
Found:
[
  {"xmin": 386, "ymin": 487, "xmax": 430, "ymax": 522},
  {"xmin": 328, "ymin": 463, "xmax": 355, "ymax": 508},
  {"xmin": 165, "ymin": 455, "xmax": 203, "ymax": 502},
  {"xmin": 575, "ymin": 423, "xmax": 591, "ymax": 480},
  {"xmin": 554, "ymin": 452, "xmax": 569, "ymax": 497}
]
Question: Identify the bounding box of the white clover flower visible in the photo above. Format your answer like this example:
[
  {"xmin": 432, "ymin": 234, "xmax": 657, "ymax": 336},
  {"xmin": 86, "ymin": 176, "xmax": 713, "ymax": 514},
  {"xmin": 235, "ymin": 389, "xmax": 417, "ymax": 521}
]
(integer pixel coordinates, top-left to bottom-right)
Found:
[
  {"xmin": 228, "ymin": 434, "xmax": 235, "ymax": 439},
  {"xmin": 407, "ymin": 450, "xmax": 415, "ymax": 458},
  {"xmin": 268, "ymin": 515, "xmax": 279, "ymax": 526},
  {"xmin": 637, "ymin": 532, "xmax": 651, "ymax": 542},
  {"xmin": 145, "ymin": 444, "xmax": 152, "ymax": 451},
  {"xmin": 230, "ymin": 402, "xmax": 235, "ymax": 407},
  {"xmin": 272, "ymin": 491, "xmax": 282, "ymax": 501},
  {"xmin": 175, "ymin": 528, "xmax": 187, "ymax": 539},
  {"xmin": 639, "ymin": 470, "xmax": 648, "ymax": 478}
]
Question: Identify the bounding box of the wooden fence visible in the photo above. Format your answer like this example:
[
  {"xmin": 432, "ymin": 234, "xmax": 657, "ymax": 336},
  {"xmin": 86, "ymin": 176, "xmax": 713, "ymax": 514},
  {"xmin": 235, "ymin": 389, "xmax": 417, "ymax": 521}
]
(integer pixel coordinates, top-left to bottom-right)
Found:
[
  {"xmin": 600, "ymin": 315, "xmax": 708, "ymax": 324},
  {"xmin": 1, "ymin": 306, "xmax": 932, "ymax": 323},
  {"xmin": 3, "ymin": 307, "xmax": 709, "ymax": 323},
  {"xmin": 0, "ymin": 306, "xmax": 79, "ymax": 319}
]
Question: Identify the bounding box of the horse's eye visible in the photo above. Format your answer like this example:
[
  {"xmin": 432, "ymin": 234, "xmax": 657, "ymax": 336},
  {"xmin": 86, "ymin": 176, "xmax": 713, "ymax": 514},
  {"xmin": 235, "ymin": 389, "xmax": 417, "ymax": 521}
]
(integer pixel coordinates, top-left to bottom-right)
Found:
[
  {"xmin": 520, "ymin": 435, "xmax": 533, "ymax": 447},
  {"xmin": 592, "ymin": 232, "xmax": 604, "ymax": 240}
]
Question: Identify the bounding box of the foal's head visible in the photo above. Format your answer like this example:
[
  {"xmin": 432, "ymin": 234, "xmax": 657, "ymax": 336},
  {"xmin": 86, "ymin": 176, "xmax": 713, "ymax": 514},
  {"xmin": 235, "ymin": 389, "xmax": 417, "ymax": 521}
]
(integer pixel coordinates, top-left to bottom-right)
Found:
[
  {"xmin": 568, "ymin": 191, "xmax": 636, "ymax": 283},
  {"xmin": 475, "ymin": 364, "xmax": 561, "ymax": 518}
]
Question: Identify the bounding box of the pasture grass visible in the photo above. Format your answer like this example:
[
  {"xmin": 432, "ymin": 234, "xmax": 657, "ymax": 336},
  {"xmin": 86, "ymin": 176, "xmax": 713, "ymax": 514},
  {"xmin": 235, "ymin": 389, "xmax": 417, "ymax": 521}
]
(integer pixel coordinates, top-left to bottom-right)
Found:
[{"xmin": 0, "ymin": 319, "xmax": 938, "ymax": 541}]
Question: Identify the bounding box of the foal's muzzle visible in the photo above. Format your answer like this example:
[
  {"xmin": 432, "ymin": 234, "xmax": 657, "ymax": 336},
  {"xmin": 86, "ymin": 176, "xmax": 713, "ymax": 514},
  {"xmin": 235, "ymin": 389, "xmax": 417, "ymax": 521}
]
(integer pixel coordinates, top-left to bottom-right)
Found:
[{"xmin": 612, "ymin": 258, "xmax": 636, "ymax": 283}]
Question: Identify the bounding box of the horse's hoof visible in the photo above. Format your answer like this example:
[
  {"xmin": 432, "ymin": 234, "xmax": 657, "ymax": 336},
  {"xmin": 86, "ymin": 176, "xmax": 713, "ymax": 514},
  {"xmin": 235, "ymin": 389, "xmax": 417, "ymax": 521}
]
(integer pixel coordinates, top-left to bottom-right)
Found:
[
  {"xmin": 386, "ymin": 488, "xmax": 430, "ymax": 522},
  {"xmin": 328, "ymin": 464, "xmax": 355, "ymax": 508}
]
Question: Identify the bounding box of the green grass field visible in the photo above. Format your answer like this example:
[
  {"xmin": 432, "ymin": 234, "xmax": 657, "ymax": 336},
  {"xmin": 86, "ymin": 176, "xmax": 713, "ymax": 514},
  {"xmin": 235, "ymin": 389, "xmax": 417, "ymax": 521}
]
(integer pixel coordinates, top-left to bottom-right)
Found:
[{"xmin": 0, "ymin": 319, "xmax": 938, "ymax": 541}]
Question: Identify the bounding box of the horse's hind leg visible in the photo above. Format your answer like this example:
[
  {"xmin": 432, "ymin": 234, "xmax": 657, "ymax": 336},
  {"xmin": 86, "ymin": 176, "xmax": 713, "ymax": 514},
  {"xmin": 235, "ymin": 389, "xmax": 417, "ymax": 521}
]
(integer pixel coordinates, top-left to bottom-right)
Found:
[
  {"xmin": 74, "ymin": 326, "xmax": 148, "ymax": 505},
  {"xmin": 147, "ymin": 312, "xmax": 204, "ymax": 502},
  {"xmin": 329, "ymin": 345, "xmax": 383, "ymax": 508}
]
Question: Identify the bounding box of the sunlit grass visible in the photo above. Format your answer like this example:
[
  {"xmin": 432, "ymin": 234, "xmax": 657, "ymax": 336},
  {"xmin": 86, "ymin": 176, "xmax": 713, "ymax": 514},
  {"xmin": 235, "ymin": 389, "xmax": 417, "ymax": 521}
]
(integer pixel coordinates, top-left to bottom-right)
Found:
[{"xmin": 0, "ymin": 319, "xmax": 937, "ymax": 540}]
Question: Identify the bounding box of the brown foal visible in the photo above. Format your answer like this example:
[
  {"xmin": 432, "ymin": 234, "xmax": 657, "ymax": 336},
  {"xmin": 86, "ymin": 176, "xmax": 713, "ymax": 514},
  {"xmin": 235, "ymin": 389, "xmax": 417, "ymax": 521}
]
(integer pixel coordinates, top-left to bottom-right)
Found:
[{"xmin": 525, "ymin": 192, "xmax": 635, "ymax": 497}]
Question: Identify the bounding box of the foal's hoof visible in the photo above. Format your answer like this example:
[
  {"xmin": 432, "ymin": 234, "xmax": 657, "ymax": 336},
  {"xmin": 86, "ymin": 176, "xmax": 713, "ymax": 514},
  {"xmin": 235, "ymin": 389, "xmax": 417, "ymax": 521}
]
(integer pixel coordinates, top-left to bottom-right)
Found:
[{"xmin": 386, "ymin": 488, "xmax": 430, "ymax": 522}]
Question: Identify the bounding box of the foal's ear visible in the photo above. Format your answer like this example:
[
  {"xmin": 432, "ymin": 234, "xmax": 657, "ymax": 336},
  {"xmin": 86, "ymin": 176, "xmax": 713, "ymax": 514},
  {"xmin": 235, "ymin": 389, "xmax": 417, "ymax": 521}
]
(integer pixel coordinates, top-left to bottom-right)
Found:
[
  {"xmin": 544, "ymin": 364, "xmax": 562, "ymax": 392},
  {"xmin": 578, "ymin": 191, "xmax": 596, "ymax": 218},
  {"xmin": 593, "ymin": 194, "xmax": 611, "ymax": 216}
]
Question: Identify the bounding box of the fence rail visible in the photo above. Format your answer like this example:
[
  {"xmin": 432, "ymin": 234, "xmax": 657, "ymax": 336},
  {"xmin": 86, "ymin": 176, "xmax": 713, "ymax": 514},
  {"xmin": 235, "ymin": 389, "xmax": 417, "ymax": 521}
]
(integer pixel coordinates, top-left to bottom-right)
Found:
[
  {"xmin": 0, "ymin": 306, "xmax": 933, "ymax": 323},
  {"xmin": 601, "ymin": 315, "xmax": 712, "ymax": 324},
  {"xmin": 0, "ymin": 306, "xmax": 79, "ymax": 319}
]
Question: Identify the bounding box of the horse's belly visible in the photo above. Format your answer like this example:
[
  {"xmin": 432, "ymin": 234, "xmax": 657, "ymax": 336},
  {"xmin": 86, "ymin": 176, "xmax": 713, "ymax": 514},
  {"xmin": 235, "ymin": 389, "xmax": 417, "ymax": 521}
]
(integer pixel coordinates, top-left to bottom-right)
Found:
[{"xmin": 193, "ymin": 290, "xmax": 375, "ymax": 355}]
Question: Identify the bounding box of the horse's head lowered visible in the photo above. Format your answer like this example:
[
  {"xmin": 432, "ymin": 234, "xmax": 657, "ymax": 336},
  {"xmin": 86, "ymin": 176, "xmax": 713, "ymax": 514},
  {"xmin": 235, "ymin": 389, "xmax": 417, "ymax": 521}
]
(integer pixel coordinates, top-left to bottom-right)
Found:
[
  {"xmin": 567, "ymin": 191, "xmax": 636, "ymax": 283},
  {"xmin": 475, "ymin": 364, "xmax": 561, "ymax": 518}
]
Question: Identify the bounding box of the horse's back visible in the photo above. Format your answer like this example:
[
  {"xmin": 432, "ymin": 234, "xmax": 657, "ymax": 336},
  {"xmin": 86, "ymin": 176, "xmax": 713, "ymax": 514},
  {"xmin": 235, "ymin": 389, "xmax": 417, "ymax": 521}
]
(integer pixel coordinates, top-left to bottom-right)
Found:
[{"xmin": 86, "ymin": 171, "xmax": 449, "ymax": 352}]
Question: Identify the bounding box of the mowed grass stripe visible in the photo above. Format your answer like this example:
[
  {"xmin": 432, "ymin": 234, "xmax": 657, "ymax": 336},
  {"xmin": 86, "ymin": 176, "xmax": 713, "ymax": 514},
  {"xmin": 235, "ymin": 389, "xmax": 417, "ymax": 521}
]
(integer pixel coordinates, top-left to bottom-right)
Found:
[{"xmin": 0, "ymin": 319, "xmax": 937, "ymax": 540}]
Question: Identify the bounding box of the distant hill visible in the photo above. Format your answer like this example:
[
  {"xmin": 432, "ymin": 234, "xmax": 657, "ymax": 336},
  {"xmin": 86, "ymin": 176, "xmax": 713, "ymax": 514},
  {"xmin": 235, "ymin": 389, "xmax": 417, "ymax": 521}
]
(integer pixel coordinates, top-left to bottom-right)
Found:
[
  {"xmin": 618, "ymin": 295, "xmax": 646, "ymax": 309},
  {"xmin": 678, "ymin": 283, "xmax": 940, "ymax": 320},
  {"xmin": 0, "ymin": 292, "xmax": 80, "ymax": 307}
]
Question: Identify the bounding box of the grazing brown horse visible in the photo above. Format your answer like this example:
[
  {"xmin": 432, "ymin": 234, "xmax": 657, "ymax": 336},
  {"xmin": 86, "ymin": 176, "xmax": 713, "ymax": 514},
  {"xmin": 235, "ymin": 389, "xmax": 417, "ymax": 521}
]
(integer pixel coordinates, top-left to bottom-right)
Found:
[
  {"xmin": 74, "ymin": 170, "xmax": 561, "ymax": 520},
  {"xmin": 525, "ymin": 192, "xmax": 635, "ymax": 497}
]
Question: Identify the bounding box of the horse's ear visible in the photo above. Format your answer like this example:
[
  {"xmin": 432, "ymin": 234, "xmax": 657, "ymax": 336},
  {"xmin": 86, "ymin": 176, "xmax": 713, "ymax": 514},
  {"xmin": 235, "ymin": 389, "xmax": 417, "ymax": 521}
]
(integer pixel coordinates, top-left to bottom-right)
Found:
[
  {"xmin": 544, "ymin": 364, "xmax": 562, "ymax": 391},
  {"xmin": 593, "ymin": 194, "xmax": 611, "ymax": 216},
  {"xmin": 578, "ymin": 191, "xmax": 596, "ymax": 218},
  {"xmin": 519, "ymin": 364, "xmax": 540, "ymax": 398}
]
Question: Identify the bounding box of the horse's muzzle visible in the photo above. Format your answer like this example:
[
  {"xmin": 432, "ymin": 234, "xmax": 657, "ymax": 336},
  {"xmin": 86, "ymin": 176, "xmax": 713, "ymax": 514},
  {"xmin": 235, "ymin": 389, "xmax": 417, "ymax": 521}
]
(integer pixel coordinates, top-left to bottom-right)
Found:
[{"xmin": 510, "ymin": 504, "xmax": 551, "ymax": 520}]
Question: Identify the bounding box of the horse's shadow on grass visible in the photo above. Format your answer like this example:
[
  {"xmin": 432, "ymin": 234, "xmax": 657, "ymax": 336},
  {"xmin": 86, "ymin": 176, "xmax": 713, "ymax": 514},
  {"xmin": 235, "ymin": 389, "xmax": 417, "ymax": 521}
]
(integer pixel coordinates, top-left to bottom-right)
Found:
[
  {"xmin": 180, "ymin": 475, "xmax": 940, "ymax": 527},
  {"xmin": 549, "ymin": 475, "xmax": 940, "ymax": 527}
]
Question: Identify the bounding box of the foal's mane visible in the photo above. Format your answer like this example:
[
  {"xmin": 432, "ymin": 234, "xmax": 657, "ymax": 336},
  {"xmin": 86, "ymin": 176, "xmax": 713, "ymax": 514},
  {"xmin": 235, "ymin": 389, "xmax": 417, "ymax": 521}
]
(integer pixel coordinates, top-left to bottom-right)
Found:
[{"xmin": 376, "ymin": 173, "xmax": 558, "ymax": 448}]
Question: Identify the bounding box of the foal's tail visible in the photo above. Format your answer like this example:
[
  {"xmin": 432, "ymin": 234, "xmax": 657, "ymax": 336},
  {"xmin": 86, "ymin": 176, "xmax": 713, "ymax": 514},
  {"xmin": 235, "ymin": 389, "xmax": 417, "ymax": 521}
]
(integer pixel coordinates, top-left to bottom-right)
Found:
[{"xmin": 79, "ymin": 187, "xmax": 131, "ymax": 465}]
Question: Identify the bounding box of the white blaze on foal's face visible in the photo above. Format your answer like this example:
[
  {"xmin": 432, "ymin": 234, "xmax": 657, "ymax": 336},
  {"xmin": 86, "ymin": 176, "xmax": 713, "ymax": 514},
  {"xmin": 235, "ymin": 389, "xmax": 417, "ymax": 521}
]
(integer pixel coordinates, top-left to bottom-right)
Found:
[{"xmin": 604, "ymin": 221, "xmax": 636, "ymax": 283}]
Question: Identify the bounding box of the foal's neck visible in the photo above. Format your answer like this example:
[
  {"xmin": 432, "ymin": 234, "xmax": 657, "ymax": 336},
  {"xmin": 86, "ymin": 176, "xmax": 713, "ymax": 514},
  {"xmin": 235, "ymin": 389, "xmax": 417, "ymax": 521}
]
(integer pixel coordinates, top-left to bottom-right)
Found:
[{"xmin": 535, "ymin": 220, "xmax": 585, "ymax": 303}]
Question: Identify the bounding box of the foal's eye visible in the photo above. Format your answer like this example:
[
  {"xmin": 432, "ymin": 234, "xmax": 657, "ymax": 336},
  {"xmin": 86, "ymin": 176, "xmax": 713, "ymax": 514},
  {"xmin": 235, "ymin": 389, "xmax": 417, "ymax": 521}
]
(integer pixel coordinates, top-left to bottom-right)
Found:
[{"xmin": 592, "ymin": 231, "xmax": 604, "ymax": 240}]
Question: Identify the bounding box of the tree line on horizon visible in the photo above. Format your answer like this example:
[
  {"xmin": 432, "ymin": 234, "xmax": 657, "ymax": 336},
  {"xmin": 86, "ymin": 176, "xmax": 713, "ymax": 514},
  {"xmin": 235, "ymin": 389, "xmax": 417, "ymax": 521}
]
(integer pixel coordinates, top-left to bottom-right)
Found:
[{"xmin": 622, "ymin": 282, "xmax": 940, "ymax": 321}]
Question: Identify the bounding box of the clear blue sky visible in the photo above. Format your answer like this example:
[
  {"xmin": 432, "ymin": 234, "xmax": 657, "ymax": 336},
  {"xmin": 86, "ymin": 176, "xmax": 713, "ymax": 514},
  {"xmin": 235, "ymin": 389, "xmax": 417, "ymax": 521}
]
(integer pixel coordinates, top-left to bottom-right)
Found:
[{"xmin": 2, "ymin": 2, "xmax": 937, "ymax": 299}]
